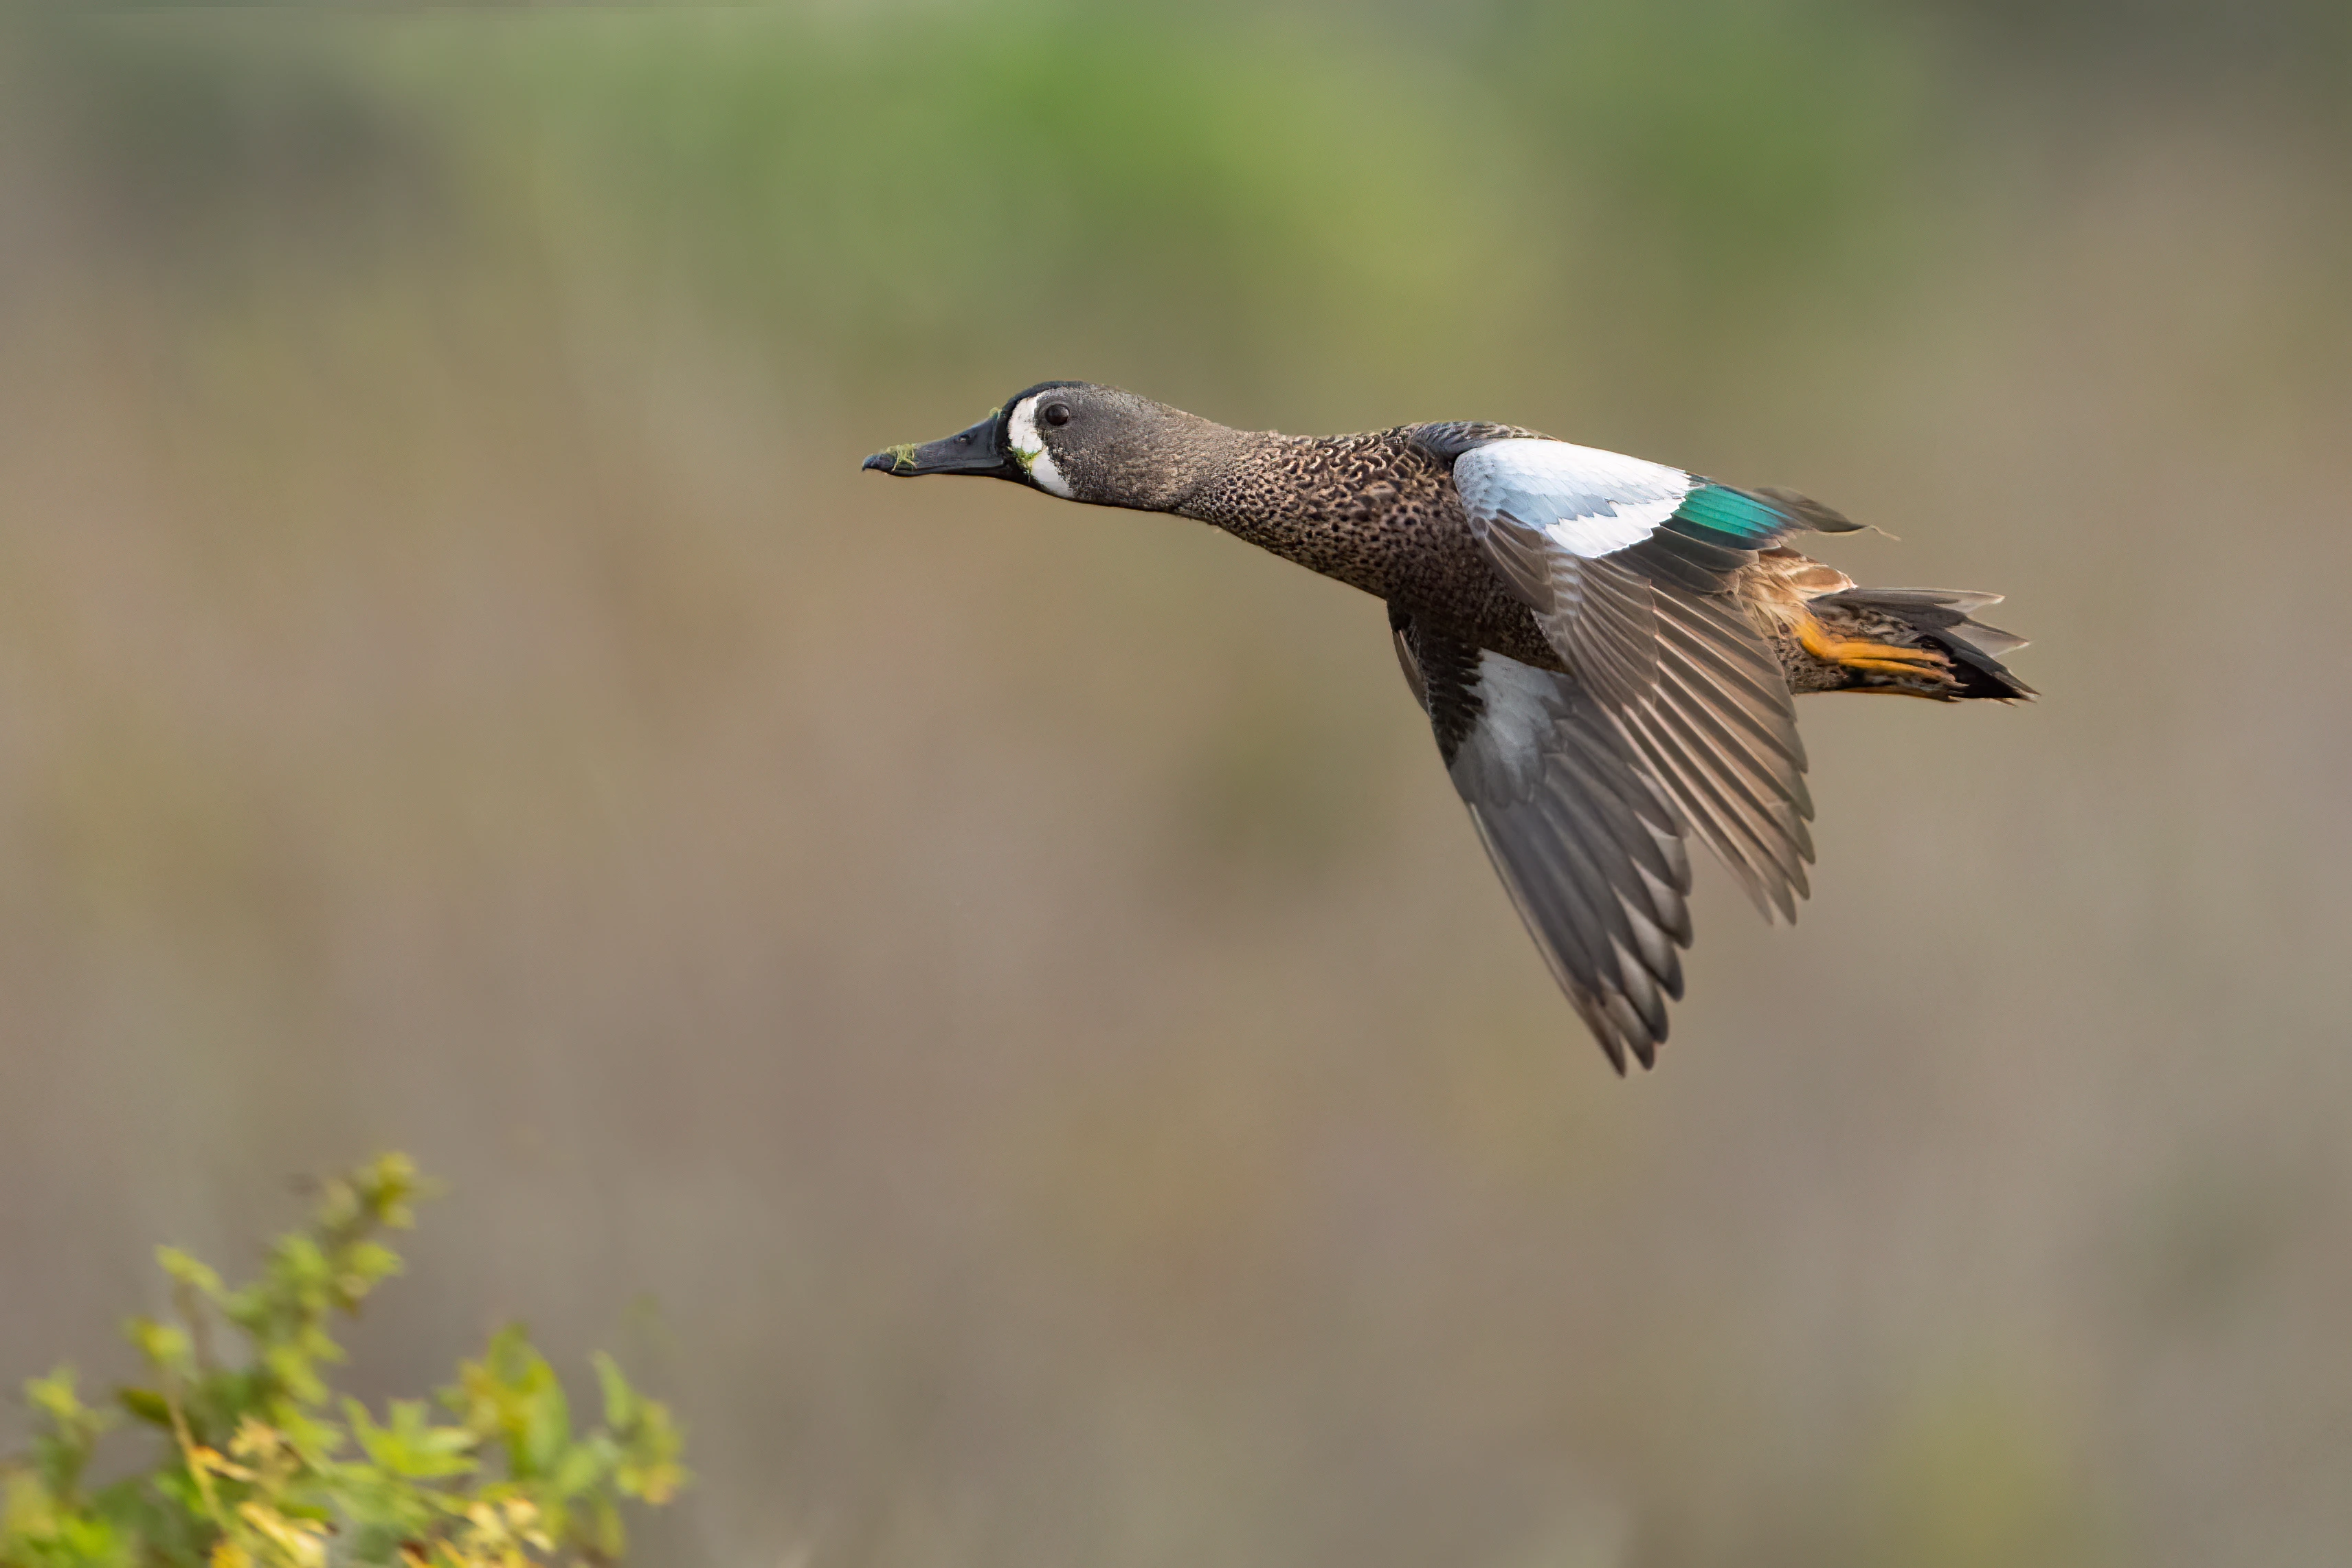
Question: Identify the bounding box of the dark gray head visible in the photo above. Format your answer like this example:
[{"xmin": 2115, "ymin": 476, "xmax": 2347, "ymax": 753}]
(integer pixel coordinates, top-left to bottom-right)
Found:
[{"xmin": 861, "ymin": 381, "xmax": 1237, "ymax": 512}]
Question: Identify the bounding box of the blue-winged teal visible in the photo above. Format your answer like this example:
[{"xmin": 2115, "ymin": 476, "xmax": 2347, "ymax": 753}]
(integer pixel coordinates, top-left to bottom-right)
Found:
[{"xmin": 864, "ymin": 383, "xmax": 2030, "ymax": 1072}]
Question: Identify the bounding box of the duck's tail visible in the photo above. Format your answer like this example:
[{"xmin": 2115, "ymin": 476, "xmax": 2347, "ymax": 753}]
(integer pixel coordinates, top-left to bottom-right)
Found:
[{"xmin": 1800, "ymin": 587, "xmax": 2036, "ymax": 701}]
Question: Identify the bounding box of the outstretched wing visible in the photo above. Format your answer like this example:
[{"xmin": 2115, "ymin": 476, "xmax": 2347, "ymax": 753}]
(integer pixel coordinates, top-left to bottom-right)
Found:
[
  {"xmin": 1393, "ymin": 609, "xmax": 1694, "ymax": 1072},
  {"xmin": 1448, "ymin": 437, "xmax": 1862, "ymax": 923}
]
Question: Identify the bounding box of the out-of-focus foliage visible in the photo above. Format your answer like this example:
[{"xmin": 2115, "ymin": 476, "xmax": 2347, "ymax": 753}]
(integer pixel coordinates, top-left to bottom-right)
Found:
[
  {"xmin": 0, "ymin": 1156, "xmax": 683, "ymax": 1568},
  {"xmin": 3, "ymin": 0, "xmax": 1958, "ymax": 420}
]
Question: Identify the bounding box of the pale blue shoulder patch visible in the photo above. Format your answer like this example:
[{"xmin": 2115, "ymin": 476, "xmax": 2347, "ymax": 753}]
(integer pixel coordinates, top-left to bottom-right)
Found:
[{"xmin": 1453, "ymin": 438, "xmax": 1694, "ymax": 560}]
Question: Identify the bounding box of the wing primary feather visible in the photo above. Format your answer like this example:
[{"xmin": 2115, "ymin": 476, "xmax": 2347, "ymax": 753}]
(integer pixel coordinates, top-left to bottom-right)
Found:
[
  {"xmin": 1650, "ymin": 590, "xmax": 1813, "ymax": 772},
  {"xmin": 1472, "ymin": 810, "xmax": 1617, "ymax": 1007},
  {"xmin": 1633, "ymin": 858, "xmax": 1695, "ymax": 946},
  {"xmin": 1541, "ymin": 739, "xmax": 1690, "ymax": 918},
  {"xmin": 1636, "ymin": 691, "xmax": 1814, "ymax": 890},
  {"xmin": 1650, "ymin": 633, "xmax": 1815, "ymax": 805},
  {"xmin": 1543, "ymin": 743, "xmax": 1693, "ymax": 950},
  {"xmin": 1655, "ymin": 634, "xmax": 1815, "ymax": 799},
  {"xmin": 1614, "ymin": 706, "xmax": 1803, "ymax": 922},
  {"xmin": 1607, "ymin": 709, "xmax": 1778, "ymax": 914},
  {"xmin": 1633, "ymin": 616, "xmax": 1811, "ymax": 849},
  {"xmin": 1650, "ymin": 652, "xmax": 1817, "ymax": 836},
  {"xmin": 1518, "ymin": 781, "xmax": 1678, "ymax": 1027}
]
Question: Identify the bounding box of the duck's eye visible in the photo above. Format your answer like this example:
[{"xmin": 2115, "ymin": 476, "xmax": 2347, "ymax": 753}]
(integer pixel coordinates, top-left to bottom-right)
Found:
[{"xmin": 1043, "ymin": 402, "xmax": 1072, "ymax": 428}]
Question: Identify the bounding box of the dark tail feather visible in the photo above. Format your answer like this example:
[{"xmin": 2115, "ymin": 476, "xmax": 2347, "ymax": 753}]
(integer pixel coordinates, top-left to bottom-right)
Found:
[{"xmin": 1813, "ymin": 587, "xmax": 2037, "ymax": 701}]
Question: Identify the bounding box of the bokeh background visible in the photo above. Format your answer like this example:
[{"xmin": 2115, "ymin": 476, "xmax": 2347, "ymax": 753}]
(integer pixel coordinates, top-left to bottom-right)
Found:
[{"xmin": 3, "ymin": 2, "xmax": 2350, "ymax": 1565}]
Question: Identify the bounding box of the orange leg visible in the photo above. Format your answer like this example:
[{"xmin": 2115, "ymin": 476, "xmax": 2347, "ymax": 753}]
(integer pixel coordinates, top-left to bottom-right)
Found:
[{"xmin": 1793, "ymin": 612, "xmax": 1951, "ymax": 680}]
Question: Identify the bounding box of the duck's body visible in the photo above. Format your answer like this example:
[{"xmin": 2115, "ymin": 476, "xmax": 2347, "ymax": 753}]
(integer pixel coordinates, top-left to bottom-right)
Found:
[{"xmin": 866, "ymin": 383, "xmax": 2030, "ymax": 1071}]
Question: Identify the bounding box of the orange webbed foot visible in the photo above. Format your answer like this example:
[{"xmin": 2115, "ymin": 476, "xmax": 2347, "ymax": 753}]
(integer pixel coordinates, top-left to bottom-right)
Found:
[{"xmin": 1793, "ymin": 614, "xmax": 1954, "ymax": 682}]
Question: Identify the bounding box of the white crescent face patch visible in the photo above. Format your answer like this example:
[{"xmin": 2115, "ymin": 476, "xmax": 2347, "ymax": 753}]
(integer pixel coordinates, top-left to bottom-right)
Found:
[{"xmin": 1007, "ymin": 395, "xmax": 1075, "ymax": 499}]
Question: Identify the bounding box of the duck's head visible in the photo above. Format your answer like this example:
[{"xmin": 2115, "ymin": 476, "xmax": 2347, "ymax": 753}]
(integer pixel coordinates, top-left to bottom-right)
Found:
[{"xmin": 861, "ymin": 381, "xmax": 1233, "ymax": 512}]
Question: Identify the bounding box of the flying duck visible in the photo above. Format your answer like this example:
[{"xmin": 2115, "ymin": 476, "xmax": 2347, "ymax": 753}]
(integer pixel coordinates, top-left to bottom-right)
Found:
[{"xmin": 863, "ymin": 383, "xmax": 2030, "ymax": 1072}]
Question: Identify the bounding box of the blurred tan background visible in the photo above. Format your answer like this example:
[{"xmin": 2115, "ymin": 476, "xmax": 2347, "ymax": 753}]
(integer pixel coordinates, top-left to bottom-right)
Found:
[{"xmin": 3, "ymin": 3, "xmax": 2350, "ymax": 1565}]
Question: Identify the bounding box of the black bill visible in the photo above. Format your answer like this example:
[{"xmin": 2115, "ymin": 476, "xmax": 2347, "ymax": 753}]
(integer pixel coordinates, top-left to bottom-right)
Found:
[{"xmin": 861, "ymin": 410, "xmax": 1018, "ymax": 479}]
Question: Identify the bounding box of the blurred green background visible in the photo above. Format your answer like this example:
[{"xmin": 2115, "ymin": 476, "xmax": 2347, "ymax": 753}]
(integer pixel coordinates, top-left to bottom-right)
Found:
[{"xmin": 3, "ymin": 2, "xmax": 2349, "ymax": 1565}]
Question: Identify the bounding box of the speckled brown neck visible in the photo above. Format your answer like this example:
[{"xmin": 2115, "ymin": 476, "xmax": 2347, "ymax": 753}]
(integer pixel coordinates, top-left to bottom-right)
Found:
[
  {"xmin": 1165, "ymin": 426, "xmax": 1565, "ymax": 671},
  {"xmin": 1172, "ymin": 429, "xmax": 1433, "ymax": 589}
]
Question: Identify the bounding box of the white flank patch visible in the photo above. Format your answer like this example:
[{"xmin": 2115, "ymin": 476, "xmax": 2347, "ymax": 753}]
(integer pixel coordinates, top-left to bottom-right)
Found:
[
  {"xmin": 1007, "ymin": 396, "xmax": 1075, "ymax": 499},
  {"xmin": 1455, "ymin": 438, "xmax": 1692, "ymax": 559}
]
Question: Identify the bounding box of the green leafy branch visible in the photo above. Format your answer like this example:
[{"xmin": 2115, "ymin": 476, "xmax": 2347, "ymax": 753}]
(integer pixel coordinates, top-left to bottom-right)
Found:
[{"xmin": 1, "ymin": 1156, "xmax": 684, "ymax": 1568}]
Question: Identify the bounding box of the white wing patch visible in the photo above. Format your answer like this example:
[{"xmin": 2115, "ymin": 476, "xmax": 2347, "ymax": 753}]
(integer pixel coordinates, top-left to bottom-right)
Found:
[
  {"xmin": 1455, "ymin": 438, "xmax": 1692, "ymax": 559},
  {"xmin": 1007, "ymin": 395, "xmax": 1075, "ymax": 499},
  {"xmin": 1466, "ymin": 649, "xmax": 1558, "ymax": 796}
]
